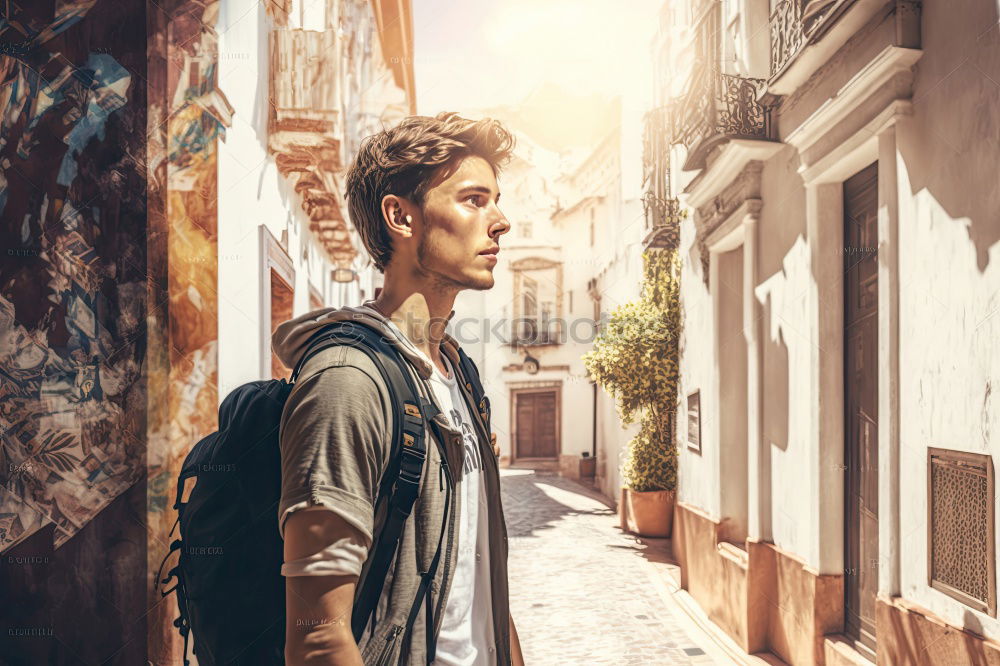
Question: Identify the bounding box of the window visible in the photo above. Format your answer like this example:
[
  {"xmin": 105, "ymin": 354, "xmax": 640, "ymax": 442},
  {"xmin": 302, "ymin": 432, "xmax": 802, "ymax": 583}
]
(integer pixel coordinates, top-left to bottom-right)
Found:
[
  {"xmin": 512, "ymin": 258, "xmax": 563, "ymax": 346},
  {"xmin": 589, "ymin": 208, "xmax": 595, "ymax": 247},
  {"xmin": 522, "ymin": 221, "xmax": 533, "ymax": 238},
  {"xmin": 522, "ymin": 275, "xmax": 538, "ymax": 314}
]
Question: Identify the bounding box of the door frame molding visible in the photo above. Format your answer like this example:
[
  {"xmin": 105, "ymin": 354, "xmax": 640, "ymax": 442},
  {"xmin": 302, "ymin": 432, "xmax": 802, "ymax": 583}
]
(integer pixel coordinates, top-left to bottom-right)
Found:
[
  {"xmin": 799, "ymin": 83, "xmax": 907, "ymax": 592},
  {"xmin": 510, "ymin": 383, "xmax": 562, "ymax": 463}
]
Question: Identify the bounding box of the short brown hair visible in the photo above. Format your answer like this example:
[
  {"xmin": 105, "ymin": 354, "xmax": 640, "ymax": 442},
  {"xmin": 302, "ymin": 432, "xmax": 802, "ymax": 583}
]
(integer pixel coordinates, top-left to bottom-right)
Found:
[{"xmin": 344, "ymin": 112, "xmax": 515, "ymax": 272}]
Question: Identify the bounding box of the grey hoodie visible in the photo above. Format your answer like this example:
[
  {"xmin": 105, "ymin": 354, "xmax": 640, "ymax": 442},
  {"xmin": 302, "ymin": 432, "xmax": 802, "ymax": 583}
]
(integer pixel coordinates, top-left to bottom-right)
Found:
[{"xmin": 272, "ymin": 304, "xmax": 511, "ymax": 666}]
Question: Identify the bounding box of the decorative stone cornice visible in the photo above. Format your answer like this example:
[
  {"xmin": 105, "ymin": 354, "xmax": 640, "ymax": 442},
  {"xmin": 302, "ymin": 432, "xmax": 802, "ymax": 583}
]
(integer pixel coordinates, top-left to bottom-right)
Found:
[
  {"xmin": 694, "ymin": 161, "xmax": 763, "ymax": 237},
  {"xmin": 784, "ymin": 45, "xmax": 922, "ymax": 155},
  {"xmin": 683, "ymin": 138, "xmax": 784, "ymax": 211},
  {"xmin": 691, "ymin": 161, "xmax": 765, "ymax": 287}
]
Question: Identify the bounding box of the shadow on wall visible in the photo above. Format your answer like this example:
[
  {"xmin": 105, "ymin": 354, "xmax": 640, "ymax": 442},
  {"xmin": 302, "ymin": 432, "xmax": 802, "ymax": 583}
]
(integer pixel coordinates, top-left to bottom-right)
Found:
[
  {"xmin": 880, "ymin": 601, "xmax": 1000, "ymax": 665},
  {"xmin": 761, "ymin": 292, "xmax": 790, "ymax": 454},
  {"xmin": 899, "ymin": 0, "xmax": 1000, "ymax": 275}
]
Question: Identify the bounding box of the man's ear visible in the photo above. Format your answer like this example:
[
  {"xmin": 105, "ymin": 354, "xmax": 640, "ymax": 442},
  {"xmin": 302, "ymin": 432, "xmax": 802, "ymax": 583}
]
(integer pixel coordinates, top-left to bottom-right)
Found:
[{"xmin": 381, "ymin": 194, "xmax": 414, "ymax": 238}]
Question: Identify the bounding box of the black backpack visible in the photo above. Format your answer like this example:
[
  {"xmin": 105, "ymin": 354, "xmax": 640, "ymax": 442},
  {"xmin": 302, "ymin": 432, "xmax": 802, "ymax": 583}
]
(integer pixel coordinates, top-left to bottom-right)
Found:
[{"xmin": 157, "ymin": 319, "xmax": 483, "ymax": 665}]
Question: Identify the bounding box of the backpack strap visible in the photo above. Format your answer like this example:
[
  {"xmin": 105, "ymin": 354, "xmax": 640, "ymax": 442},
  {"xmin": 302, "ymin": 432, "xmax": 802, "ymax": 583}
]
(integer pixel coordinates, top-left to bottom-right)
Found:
[
  {"xmin": 289, "ymin": 323, "xmax": 350, "ymax": 383},
  {"xmin": 413, "ymin": 414, "xmax": 452, "ymax": 664},
  {"xmin": 454, "ymin": 345, "xmax": 492, "ymax": 433}
]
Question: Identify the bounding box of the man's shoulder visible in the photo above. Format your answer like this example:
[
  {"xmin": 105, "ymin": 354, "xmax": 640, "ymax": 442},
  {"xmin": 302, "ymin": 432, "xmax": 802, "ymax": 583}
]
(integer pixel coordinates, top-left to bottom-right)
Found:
[{"xmin": 294, "ymin": 342, "xmax": 390, "ymax": 390}]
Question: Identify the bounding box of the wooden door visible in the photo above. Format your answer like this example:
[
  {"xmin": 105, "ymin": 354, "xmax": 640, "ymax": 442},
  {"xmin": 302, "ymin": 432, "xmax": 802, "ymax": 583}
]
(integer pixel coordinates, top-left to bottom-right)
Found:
[
  {"xmin": 843, "ymin": 162, "xmax": 879, "ymax": 656},
  {"xmin": 514, "ymin": 389, "xmax": 559, "ymax": 460}
]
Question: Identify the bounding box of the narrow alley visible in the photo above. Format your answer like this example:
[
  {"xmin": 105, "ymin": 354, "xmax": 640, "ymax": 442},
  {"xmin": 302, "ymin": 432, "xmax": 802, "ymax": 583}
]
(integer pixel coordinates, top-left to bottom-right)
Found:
[
  {"xmin": 501, "ymin": 469, "xmax": 728, "ymax": 665},
  {"xmin": 3, "ymin": 0, "xmax": 998, "ymax": 663}
]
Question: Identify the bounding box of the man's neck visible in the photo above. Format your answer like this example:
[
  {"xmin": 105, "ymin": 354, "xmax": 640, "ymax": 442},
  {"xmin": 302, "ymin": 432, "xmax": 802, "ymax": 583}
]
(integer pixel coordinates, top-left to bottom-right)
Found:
[{"xmin": 368, "ymin": 288, "xmax": 456, "ymax": 375}]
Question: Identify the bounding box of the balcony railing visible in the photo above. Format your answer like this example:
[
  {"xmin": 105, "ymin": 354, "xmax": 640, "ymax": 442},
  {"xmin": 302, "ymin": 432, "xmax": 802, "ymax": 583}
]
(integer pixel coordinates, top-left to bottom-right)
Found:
[
  {"xmin": 642, "ymin": 105, "xmax": 673, "ymax": 200},
  {"xmin": 674, "ymin": 65, "xmax": 774, "ymax": 171},
  {"xmin": 511, "ymin": 319, "xmax": 562, "ymax": 347},
  {"xmin": 642, "ymin": 193, "xmax": 682, "ymax": 251},
  {"xmin": 769, "ymin": 0, "xmax": 859, "ymax": 79},
  {"xmin": 269, "ymin": 28, "xmax": 342, "ymax": 139},
  {"xmin": 640, "ymin": 106, "xmax": 684, "ymax": 250},
  {"xmin": 769, "ymin": 0, "xmax": 804, "ymax": 78}
]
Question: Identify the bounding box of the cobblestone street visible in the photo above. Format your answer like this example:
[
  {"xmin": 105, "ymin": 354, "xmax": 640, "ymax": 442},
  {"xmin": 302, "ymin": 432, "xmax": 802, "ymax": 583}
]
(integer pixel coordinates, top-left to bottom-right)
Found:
[{"xmin": 501, "ymin": 469, "xmax": 731, "ymax": 666}]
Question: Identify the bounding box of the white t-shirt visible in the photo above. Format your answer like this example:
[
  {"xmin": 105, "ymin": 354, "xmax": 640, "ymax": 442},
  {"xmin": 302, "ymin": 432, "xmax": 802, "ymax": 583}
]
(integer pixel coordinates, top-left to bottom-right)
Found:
[
  {"xmin": 281, "ymin": 313, "xmax": 495, "ymax": 663},
  {"xmin": 425, "ymin": 351, "xmax": 495, "ymax": 666}
]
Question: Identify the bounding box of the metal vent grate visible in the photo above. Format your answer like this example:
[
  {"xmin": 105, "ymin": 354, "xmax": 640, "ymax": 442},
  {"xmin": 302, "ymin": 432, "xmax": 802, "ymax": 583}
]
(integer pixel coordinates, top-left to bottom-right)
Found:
[{"xmin": 928, "ymin": 448, "xmax": 996, "ymax": 616}]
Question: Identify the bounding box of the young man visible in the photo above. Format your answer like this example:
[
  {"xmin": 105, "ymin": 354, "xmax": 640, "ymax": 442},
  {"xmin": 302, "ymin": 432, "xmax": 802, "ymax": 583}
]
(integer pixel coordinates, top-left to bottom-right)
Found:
[{"xmin": 272, "ymin": 112, "xmax": 525, "ymax": 666}]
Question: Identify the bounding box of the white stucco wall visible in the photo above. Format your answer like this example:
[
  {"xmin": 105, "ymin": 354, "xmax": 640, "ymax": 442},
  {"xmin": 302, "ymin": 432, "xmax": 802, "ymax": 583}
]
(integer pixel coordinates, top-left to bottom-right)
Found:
[
  {"xmin": 754, "ymin": 232, "xmax": 813, "ymax": 557},
  {"xmin": 677, "ymin": 213, "xmax": 719, "ymax": 517},
  {"xmin": 217, "ymin": 0, "xmax": 305, "ymax": 396},
  {"xmin": 216, "ymin": 0, "xmax": 391, "ymax": 399},
  {"xmin": 891, "ymin": 0, "xmax": 1000, "ymax": 632},
  {"xmin": 565, "ymin": 109, "xmax": 650, "ymax": 502},
  {"xmin": 896, "ymin": 190, "xmax": 1000, "ymax": 638}
]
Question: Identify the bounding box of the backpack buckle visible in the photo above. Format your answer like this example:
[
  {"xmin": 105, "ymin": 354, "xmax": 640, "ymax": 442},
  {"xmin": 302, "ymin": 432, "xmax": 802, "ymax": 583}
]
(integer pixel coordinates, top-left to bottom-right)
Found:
[
  {"xmin": 397, "ymin": 445, "xmax": 426, "ymax": 485},
  {"xmin": 419, "ymin": 396, "xmax": 441, "ymax": 420}
]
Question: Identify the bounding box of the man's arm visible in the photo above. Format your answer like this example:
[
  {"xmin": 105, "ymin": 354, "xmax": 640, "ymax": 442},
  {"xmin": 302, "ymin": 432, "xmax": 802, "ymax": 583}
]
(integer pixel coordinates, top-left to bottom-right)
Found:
[
  {"xmin": 279, "ymin": 359, "xmax": 393, "ymax": 665},
  {"xmin": 509, "ymin": 612, "xmax": 525, "ymax": 666},
  {"xmin": 284, "ymin": 510, "xmax": 364, "ymax": 666}
]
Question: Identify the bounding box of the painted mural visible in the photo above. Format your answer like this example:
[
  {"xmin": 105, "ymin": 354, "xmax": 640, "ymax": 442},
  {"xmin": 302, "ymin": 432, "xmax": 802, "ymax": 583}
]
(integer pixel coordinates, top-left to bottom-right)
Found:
[
  {"xmin": 0, "ymin": 0, "xmax": 144, "ymax": 553},
  {"xmin": 0, "ymin": 0, "xmax": 229, "ymax": 660},
  {"xmin": 146, "ymin": 1, "xmax": 231, "ymax": 661}
]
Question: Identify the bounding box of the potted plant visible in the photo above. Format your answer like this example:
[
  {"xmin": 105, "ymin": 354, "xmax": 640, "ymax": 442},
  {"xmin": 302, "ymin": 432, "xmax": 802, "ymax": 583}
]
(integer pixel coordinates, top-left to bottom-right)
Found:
[{"xmin": 582, "ymin": 245, "xmax": 682, "ymax": 538}]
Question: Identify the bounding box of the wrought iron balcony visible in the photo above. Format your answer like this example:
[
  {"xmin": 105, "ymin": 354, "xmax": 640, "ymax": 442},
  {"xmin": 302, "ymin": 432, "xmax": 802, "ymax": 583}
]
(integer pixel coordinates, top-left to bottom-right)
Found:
[
  {"xmin": 642, "ymin": 105, "xmax": 673, "ymax": 200},
  {"xmin": 769, "ymin": 0, "xmax": 860, "ymax": 79},
  {"xmin": 769, "ymin": 0, "xmax": 804, "ymax": 79},
  {"xmin": 674, "ymin": 65, "xmax": 774, "ymax": 171},
  {"xmin": 640, "ymin": 106, "xmax": 683, "ymax": 250},
  {"xmin": 511, "ymin": 319, "xmax": 562, "ymax": 347},
  {"xmin": 642, "ymin": 193, "xmax": 682, "ymax": 251}
]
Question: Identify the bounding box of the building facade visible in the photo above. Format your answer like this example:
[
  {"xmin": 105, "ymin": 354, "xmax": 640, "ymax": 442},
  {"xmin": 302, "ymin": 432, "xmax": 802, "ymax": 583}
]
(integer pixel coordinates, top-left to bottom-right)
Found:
[
  {"xmin": 648, "ymin": 0, "xmax": 1000, "ymax": 663},
  {"xmin": 461, "ymin": 128, "xmax": 577, "ymax": 472},
  {"xmin": 551, "ymin": 109, "xmax": 648, "ymax": 499},
  {"xmin": 466, "ymin": 103, "xmax": 653, "ymax": 503}
]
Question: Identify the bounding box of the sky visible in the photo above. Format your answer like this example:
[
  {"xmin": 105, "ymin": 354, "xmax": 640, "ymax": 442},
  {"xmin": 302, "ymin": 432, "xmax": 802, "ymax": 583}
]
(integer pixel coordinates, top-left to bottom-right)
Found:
[{"xmin": 412, "ymin": 0, "xmax": 663, "ymax": 119}]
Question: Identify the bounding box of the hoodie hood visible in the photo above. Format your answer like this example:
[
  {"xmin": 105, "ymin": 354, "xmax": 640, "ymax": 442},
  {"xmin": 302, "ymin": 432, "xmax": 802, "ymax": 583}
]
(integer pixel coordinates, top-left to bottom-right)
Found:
[{"xmin": 271, "ymin": 302, "xmax": 461, "ymax": 381}]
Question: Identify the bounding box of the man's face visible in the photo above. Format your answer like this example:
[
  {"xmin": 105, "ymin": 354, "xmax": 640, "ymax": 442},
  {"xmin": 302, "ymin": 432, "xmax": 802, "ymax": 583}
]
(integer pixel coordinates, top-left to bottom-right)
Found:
[{"xmin": 411, "ymin": 154, "xmax": 510, "ymax": 291}]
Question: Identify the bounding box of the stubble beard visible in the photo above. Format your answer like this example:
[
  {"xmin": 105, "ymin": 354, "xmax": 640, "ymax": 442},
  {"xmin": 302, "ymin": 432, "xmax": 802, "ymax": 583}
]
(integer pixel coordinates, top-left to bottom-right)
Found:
[{"xmin": 416, "ymin": 228, "xmax": 493, "ymax": 293}]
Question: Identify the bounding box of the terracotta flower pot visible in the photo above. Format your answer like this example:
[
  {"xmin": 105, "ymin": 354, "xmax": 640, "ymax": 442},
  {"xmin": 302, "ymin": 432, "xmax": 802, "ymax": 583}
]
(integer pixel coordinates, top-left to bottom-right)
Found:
[{"xmin": 619, "ymin": 487, "xmax": 675, "ymax": 537}]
